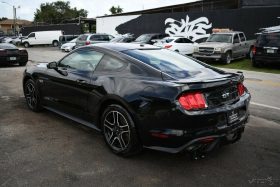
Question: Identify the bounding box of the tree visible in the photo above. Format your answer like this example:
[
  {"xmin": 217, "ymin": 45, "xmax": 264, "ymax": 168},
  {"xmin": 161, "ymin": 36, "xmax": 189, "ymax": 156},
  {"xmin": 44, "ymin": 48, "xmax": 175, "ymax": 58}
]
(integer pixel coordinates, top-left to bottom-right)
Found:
[
  {"xmin": 34, "ymin": 1, "xmax": 88, "ymax": 24},
  {"xmin": 109, "ymin": 6, "xmax": 123, "ymax": 14},
  {"xmin": 0, "ymin": 17, "xmax": 8, "ymax": 21}
]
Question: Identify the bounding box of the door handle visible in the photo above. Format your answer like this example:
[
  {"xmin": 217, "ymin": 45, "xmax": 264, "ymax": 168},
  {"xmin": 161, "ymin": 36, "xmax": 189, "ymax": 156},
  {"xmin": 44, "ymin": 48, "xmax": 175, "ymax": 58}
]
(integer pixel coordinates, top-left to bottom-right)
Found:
[{"xmin": 76, "ymin": 79, "xmax": 87, "ymax": 84}]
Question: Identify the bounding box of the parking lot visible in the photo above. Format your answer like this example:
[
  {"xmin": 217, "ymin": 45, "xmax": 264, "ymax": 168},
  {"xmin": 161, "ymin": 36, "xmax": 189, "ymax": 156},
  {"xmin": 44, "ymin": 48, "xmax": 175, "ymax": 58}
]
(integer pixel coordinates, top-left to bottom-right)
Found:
[{"xmin": 1, "ymin": 46, "xmax": 280, "ymax": 186}]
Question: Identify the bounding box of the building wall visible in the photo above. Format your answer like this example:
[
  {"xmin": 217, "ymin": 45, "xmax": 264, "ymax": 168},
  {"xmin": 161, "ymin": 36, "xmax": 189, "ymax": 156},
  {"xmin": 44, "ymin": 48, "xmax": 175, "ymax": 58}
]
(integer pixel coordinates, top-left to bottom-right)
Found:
[{"xmin": 97, "ymin": 7, "xmax": 280, "ymax": 41}]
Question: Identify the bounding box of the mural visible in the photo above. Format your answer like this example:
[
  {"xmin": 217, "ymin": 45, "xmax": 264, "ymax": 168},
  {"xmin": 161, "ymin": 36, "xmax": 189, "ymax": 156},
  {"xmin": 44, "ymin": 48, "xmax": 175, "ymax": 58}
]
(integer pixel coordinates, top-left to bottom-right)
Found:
[{"xmin": 165, "ymin": 15, "xmax": 212, "ymax": 42}]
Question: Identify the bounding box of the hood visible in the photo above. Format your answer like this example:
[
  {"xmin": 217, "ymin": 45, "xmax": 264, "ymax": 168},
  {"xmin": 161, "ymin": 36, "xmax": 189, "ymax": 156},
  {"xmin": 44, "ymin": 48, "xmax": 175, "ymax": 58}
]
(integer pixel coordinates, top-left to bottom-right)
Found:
[
  {"xmin": 62, "ymin": 42, "xmax": 75, "ymax": 47},
  {"xmin": 198, "ymin": 42, "xmax": 232, "ymax": 48}
]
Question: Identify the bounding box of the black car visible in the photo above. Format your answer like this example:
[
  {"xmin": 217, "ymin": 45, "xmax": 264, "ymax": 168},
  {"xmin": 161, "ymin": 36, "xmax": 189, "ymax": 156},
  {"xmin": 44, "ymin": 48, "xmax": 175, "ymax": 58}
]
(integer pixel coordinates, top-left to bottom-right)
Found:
[
  {"xmin": 252, "ymin": 32, "xmax": 280, "ymax": 67},
  {"xmin": 23, "ymin": 43, "xmax": 250, "ymax": 157},
  {"xmin": 0, "ymin": 43, "xmax": 28, "ymax": 66},
  {"xmin": 133, "ymin": 33, "xmax": 168, "ymax": 45}
]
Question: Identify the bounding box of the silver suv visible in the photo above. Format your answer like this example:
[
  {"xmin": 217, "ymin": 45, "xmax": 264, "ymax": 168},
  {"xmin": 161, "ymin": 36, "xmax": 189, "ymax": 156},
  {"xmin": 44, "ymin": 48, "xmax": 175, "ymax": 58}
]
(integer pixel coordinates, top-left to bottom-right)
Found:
[{"xmin": 75, "ymin": 34, "xmax": 114, "ymax": 48}]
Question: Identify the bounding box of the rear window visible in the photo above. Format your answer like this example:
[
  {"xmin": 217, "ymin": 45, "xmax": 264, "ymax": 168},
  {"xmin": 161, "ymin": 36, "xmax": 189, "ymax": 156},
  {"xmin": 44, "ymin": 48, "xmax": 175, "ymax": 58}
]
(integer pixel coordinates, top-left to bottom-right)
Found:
[
  {"xmin": 123, "ymin": 49, "xmax": 206, "ymax": 79},
  {"xmin": 257, "ymin": 34, "xmax": 280, "ymax": 47},
  {"xmin": 77, "ymin": 35, "xmax": 88, "ymax": 41}
]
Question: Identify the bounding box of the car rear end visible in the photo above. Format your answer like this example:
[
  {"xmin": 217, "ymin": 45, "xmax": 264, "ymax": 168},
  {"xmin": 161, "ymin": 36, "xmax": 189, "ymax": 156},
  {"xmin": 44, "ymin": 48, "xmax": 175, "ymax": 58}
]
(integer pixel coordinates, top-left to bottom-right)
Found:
[
  {"xmin": 75, "ymin": 34, "xmax": 89, "ymax": 48},
  {"xmin": 123, "ymin": 48, "xmax": 250, "ymax": 156},
  {"xmin": 0, "ymin": 44, "xmax": 28, "ymax": 65},
  {"xmin": 252, "ymin": 33, "xmax": 280, "ymax": 64}
]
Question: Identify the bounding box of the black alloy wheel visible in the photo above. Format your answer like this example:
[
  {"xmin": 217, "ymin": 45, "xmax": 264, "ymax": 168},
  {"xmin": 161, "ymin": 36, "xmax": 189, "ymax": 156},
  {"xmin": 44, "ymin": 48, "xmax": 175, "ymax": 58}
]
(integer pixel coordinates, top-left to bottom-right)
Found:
[
  {"xmin": 24, "ymin": 79, "xmax": 41, "ymax": 112},
  {"xmin": 101, "ymin": 104, "xmax": 141, "ymax": 156}
]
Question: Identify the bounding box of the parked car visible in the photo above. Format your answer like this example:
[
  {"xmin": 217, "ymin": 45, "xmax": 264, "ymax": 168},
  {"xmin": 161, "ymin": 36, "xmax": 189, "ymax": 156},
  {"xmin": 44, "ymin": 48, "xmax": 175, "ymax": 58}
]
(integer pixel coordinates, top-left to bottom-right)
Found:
[
  {"xmin": 252, "ymin": 32, "xmax": 280, "ymax": 67},
  {"xmin": 21, "ymin": 30, "xmax": 63, "ymax": 48},
  {"xmin": 0, "ymin": 43, "xmax": 28, "ymax": 66},
  {"xmin": 110, "ymin": 34, "xmax": 135, "ymax": 43},
  {"xmin": 59, "ymin": 35, "xmax": 78, "ymax": 47},
  {"xmin": 60, "ymin": 38, "xmax": 77, "ymax": 52},
  {"xmin": 23, "ymin": 43, "xmax": 250, "ymax": 158},
  {"xmin": 193, "ymin": 31, "xmax": 255, "ymax": 64},
  {"xmin": 133, "ymin": 33, "xmax": 168, "ymax": 45},
  {"xmin": 75, "ymin": 33, "xmax": 114, "ymax": 48},
  {"xmin": 154, "ymin": 36, "xmax": 198, "ymax": 55}
]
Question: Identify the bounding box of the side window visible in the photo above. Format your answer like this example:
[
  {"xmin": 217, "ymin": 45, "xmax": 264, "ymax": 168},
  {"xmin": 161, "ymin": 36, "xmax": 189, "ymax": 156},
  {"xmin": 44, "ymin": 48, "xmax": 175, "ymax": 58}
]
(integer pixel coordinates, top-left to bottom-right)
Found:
[
  {"xmin": 175, "ymin": 38, "xmax": 183, "ymax": 43},
  {"xmin": 59, "ymin": 49, "xmax": 104, "ymax": 71},
  {"xmin": 90, "ymin": 35, "xmax": 102, "ymax": 41},
  {"xmin": 183, "ymin": 38, "xmax": 194, "ymax": 43},
  {"xmin": 28, "ymin": 33, "xmax": 35, "ymax": 38},
  {"xmin": 233, "ymin": 34, "xmax": 240, "ymax": 43},
  {"xmin": 239, "ymin": 33, "xmax": 246, "ymax": 42},
  {"xmin": 96, "ymin": 55, "xmax": 127, "ymax": 72}
]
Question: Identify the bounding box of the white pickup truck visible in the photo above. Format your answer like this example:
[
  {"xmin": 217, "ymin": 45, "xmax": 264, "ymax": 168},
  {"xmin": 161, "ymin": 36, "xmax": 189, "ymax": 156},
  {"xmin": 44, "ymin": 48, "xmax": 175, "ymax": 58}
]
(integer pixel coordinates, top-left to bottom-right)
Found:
[{"xmin": 193, "ymin": 31, "xmax": 255, "ymax": 64}]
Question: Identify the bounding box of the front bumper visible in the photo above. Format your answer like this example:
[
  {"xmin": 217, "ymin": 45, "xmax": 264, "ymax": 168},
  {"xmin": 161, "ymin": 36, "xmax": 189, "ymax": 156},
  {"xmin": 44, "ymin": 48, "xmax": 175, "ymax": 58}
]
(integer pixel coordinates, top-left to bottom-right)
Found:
[
  {"xmin": 141, "ymin": 93, "xmax": 251, "ymax": 153},
  {"xmin": 193, "ymin": 52, "xmax": 223, "ymax": 61}
]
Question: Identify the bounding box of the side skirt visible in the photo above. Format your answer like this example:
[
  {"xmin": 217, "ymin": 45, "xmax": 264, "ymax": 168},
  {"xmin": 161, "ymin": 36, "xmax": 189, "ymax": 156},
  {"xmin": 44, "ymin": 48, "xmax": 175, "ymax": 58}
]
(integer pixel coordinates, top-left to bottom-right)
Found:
[{"xmin": 43, "ymin": 106, "xmax": 101, "ymax": 132}]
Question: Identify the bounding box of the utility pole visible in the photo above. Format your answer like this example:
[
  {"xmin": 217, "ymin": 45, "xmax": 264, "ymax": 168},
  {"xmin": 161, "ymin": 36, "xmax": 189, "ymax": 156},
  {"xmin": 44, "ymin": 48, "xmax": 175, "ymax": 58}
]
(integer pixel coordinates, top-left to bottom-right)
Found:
[{"xmin": 1, "ymin": 1, "xmax": 20, "ymax": 35}]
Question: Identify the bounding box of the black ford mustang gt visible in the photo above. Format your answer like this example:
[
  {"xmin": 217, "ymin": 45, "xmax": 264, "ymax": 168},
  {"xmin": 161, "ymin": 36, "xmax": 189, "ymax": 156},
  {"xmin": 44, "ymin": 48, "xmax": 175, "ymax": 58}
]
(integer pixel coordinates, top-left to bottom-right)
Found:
[
  {"xmin": 23, "ymin": 43, "xmax": 250, "ymax": 157},
  {"xmin": 0, "ymin": 43, "xmax": 28, "ymax": 66}
]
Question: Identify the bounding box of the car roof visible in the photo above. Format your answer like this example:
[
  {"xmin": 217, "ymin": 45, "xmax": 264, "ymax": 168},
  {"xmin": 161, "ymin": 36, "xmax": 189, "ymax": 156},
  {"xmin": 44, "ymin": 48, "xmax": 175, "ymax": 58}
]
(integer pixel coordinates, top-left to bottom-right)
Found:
[
  {"xmin": 89, "ymin": 43, "xmax": 160, "ymax": 52},
  {"xmin": 0, "ymin": 43, "xmax": 17, "ymax": 49}
]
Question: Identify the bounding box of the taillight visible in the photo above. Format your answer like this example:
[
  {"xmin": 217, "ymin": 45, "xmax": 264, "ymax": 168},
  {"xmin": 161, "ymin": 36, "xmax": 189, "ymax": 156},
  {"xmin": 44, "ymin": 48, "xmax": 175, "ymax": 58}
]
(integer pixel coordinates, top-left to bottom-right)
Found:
[
  {"xmin": 85, "ymin": 41, "xmax": 90, "ymax": 45},
  {"xmin": 252, "ymin": 46, "xmax": 256, "ymax": 55},
  {"xmin": 0, "ymin": 49, "xmax": 6, "ymax": 55},
  {"xmin": 237, "ymin": 83, "xmax": 246, "ymax": 96},
  {"xmin": 178, "ymin": 92, "xmax": 207, "ymax": 110},
  {"xmin": 164, "ymin": 45, "xmax": 172, "ymax": 49}
]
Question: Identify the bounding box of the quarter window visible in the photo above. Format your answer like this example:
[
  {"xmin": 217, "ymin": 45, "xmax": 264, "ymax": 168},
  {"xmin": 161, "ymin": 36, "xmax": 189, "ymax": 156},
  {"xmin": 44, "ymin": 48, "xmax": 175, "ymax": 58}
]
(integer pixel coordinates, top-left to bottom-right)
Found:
[
  {"xmin": 59, "ymin": 49, "xmax": 104, "ymax": 71},
  {"xmin": 96, "ymin": 55, "xmax": 127, "ymax": 72}
]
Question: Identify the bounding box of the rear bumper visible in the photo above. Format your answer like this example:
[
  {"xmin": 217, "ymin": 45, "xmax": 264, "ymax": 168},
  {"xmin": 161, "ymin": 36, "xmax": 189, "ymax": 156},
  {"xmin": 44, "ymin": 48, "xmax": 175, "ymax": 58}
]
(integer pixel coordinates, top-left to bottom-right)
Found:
[
  {"xmin": 0, "ymin": 55, "xmax": 28, "ymax": 64},
  {"xmin": 140, "ymin": 93, "xmax": 251, "ymax": 153},
  {"xmin": 253, "ymin": 55, "xmax": 280, "ymax": 63}
]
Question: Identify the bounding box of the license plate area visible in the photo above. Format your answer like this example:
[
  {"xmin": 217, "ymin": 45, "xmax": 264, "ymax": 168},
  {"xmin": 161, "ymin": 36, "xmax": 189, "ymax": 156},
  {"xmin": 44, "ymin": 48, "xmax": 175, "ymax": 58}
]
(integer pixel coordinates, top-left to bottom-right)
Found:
[
  {"xmin": 9, "ymin": 57, "xmax": 17, "ymax": 60},
  {"xmin": 227, "ymin": 109, "xmax": 239, "ymax": 124},
  {"xmin": 267, "ymin": 49, "xmax": 275, "ymax": 54}
]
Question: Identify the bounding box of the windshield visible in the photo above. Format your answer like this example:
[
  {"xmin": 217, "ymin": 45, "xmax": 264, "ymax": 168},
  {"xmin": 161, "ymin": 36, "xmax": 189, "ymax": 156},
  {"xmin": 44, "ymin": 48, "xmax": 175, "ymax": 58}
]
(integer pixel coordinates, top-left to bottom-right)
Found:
[
  {"xmin": 135, "ymin": 35, "xmax": 152, "ymax": 42},
  {"xmin": 207, "ymin": 34, "xmax": 232, "ymax": 43},
  {"xmin": 257, "ymin": 34, "xmax": 280, "ymax": 47},
  {"xmin": 123, "ymin": 49, "xmax": 207, "ymax": 79}
]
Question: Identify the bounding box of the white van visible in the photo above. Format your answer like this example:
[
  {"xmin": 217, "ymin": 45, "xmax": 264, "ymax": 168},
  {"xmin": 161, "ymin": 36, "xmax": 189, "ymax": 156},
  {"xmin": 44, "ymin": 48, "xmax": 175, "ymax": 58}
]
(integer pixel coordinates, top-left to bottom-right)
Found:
[{"xmin": 22, "ymin": 30, "xmax": 63, "ymax": 48}]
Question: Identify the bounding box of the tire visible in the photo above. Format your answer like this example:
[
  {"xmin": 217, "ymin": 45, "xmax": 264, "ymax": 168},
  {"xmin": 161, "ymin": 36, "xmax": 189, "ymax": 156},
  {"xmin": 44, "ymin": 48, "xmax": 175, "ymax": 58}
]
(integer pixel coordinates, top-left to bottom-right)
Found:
[
  {"xmin": 52, "ymin": 40, "xmax": 59, "ymax": 47},
  {"xmin": 101, "ymin": 104, "xmax": 141, "ymax": 156},
  {"xmin": 24, "ymin": 42, "xmax": 30, "ymax": 48},
  {"xmin": 24, "ymin": 79, "xmax": 42, "ymax": 112},
  {"xmin": 223, "ymin": 52, "xmax": 232, "ymax": 64}
]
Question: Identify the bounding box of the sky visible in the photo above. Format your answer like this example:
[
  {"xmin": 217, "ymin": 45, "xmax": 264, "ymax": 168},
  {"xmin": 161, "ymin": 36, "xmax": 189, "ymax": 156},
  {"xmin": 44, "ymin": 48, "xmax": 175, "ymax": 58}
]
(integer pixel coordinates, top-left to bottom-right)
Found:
[{"xmin": 0, "ymin": 0, "xmax": 197, "ymax": 21}]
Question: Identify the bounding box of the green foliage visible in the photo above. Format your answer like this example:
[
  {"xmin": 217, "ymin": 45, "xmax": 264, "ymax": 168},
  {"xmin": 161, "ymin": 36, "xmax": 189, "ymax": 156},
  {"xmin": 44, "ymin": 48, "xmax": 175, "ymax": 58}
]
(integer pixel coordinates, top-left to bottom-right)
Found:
[
  {"xmin": 34, "ymin": 1, "xmax": 88, "ymax": 24},
  {"xmin": 0, "ymin": 17, "xmax": 8, "ymax": 21},
  {"xmin": 109, "ymin": 5, "xmax": 123, "ymax": 14},
  {"xmin": 211, "ymin": 59, "xmax": 280, "ymax": 74}
]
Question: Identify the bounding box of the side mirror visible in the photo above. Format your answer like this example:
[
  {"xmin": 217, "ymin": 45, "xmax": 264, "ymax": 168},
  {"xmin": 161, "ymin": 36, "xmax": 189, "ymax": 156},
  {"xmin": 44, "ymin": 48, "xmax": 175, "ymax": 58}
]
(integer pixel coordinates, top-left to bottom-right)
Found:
[{"xmin": 47, "ymin": 61, "xmax": 58, "ymax": 69}]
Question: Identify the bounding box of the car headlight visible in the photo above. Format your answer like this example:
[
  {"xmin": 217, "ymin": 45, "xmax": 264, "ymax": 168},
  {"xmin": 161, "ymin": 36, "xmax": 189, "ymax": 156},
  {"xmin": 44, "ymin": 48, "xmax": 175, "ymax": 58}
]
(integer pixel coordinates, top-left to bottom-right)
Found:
[{"xmin": 214, "ymin": 47, "xmax": 222, "ymax": 52}]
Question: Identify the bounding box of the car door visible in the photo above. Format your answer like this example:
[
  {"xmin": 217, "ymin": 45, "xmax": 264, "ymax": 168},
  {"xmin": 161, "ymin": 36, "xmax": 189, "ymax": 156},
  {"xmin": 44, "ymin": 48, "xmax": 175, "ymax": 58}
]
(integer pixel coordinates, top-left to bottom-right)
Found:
[
  {"xmin": 40, "ymin": 48, "xmax": 104, "ymax": 119},
  {"xmin": 27, "ymin": 33, "xmax": 36, "ymax": 45},
  {"xmin": 232, "ymin": 34, "xmax": 242, "ymax": 58},
  {"xmin": 182, "ymin": 38, "xmax": 195, "ymax": 55},
  {"xmin": 239, "ymin": 33, "xmax": 248, "ymax": 56}
]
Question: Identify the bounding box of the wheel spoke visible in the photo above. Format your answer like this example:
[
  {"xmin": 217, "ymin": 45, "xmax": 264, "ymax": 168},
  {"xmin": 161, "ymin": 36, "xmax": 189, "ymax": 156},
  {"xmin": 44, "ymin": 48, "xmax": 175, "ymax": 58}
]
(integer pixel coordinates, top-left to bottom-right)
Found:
[
  {"xmin": 119, "ymin": 135, "xmax": 127, "ymax": 148},
  {"xmin": 117, "ymin": 137, "xmax": 124, "ymax": 150},
  {"xmin": 104, "ymin": 122, "xmax": 113, "ymax": 132}
]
